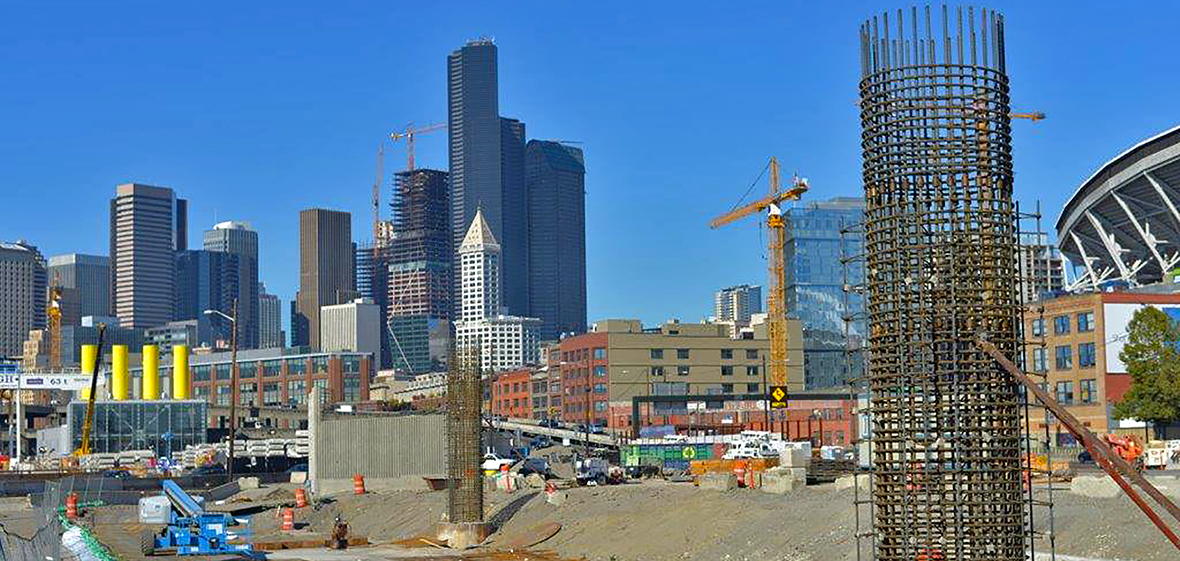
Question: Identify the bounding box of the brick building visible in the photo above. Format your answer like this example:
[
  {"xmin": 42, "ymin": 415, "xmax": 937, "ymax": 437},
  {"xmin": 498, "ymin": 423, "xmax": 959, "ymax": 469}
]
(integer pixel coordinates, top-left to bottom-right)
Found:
[
  {"xmin": 1023, "ymin": 287, "xmax": 1180, "ymax": 442},
  {"xmin": 489, "ymin": 367, "xmax": 533, "ymax": 418}
]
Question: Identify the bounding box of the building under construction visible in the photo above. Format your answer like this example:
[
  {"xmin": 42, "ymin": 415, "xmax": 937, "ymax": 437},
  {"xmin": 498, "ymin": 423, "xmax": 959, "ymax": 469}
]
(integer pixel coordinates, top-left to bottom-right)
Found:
[{"xmin": 859, "ymin": 6, "xmax": 1029, "ymax": 560}]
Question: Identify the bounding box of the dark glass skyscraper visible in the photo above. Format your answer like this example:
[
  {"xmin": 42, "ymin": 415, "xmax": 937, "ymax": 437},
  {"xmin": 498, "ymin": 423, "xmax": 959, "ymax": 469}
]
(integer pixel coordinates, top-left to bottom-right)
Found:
[
  {"xmin": 525, "ymin": 140, "xmax": 587, "ymax": 341},
  {"xmin": 174, "ymin": 249, "xmax": 240, "ymax": 343},
  {"xmin": 447, "ymin": 39, "xmax": 530, "ymax": 317},
  {"xmin": 782, "ymin": 196, "xmax": 866, "ymax": 390},
  {"xmin": 203, "ymin": 221, "xmax": 259, "ymax": 349}
]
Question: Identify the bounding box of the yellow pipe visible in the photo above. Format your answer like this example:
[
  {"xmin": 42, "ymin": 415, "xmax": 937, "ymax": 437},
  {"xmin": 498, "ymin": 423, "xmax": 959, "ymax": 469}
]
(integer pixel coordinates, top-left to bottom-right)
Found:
[
  {"xmin": 80, "ymin": 344, "xmax": 97, "ymax": 400},
  {"xmin": 142, "ymin": 345, "xmax": 160, "ymax": 400},
  {"xmin": 172, "ymin": 345, "xmax": 190, "ymax": 399},
  {"xmin": 111, "ymin": 345, "xmax": 129, "ymax": 400}
]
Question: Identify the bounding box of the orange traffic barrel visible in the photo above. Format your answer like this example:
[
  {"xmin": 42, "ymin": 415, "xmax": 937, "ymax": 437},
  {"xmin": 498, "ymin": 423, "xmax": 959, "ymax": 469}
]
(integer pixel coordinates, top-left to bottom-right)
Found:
[
  {"xmin": 281, "ymin": 508, "xmax": 294, "ymax": 531},
  {"xmin": 65, "ymin": 493, "xmax": 78, "ymax": 520},
  {"xmin": 294, "ymin": 488, "xmax": 307, "ymax": 508},
  {"xmin": 353, "ymin": 473, "xmax": 365, "ymax": 495}
]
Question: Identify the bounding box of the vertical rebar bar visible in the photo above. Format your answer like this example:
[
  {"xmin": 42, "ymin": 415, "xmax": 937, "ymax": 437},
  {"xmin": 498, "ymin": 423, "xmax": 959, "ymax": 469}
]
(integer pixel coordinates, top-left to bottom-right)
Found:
[
  {"xmin": 858, "ymin": 6, "xmax": 1027, "ymax": 560},
  {"xmin": 446, "ymin": 343, "xmax": 483, "ymax": 524}
]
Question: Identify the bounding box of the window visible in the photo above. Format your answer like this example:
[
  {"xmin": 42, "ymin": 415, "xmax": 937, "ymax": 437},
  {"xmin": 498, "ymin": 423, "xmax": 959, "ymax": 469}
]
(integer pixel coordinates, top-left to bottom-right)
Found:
[
  {"xmin": 721, "ymin": 349, "xmax": 733, "ymax": 359},
  {"xmin": 193, "ymin": 365, "xmax": 211, "ymax": 382},
  {"xmin": 239, "ymin": 363, "xmax": 257, "ymax": 378},
  {"xmin": 677, "ymin": 349, "xmax": 690, "ymax": 359},
  {"xmin": 263, "ymin": 383, "xmax": 280, "ymax": 406},
  {"xmin": 215, "ymin": 363, "xmax": 231, "ymax": 380},
  {"xmin": 1054, "ymin": 381, "xmax": 1074, "ymax": 405},
  {"xmin": 746, "ymin": 366, "xmax": 759, "ymax": 377},
  {"xmin": 1055, "ymin": 345, "xmax": 1072, "ymax": 370},
  {"xmin": 721, "ymin": 366, "xmax": 734, "ymax": 377},
  {"xmin": 1080, "ymin": 379, "xmax": 1097, "ymax": 404},
  {"xmin": 239, "ymin": 382, "xmax": 257, "ymax": 406},
  {"xmin": 343, "ymin": 374, "xmax": 361, "ymax": 402},
  {"xmin": 1053, "ymin": 315, "xmax": 1070, "ymax": 335},
  {"xmin": 651, "ymin": 366, "xmax": 664, "ymax": 377},
  {"xmin": 747, "ymin": 383, "xmax": 759, "ymax": 393},
  {"xmin": 677, "ymin": 366, "xmax": 690, "ymax": 376},
  {"xmin": 287, "ymin": 380, "xmax": 307, "ymax": 405},
  {"xmin": 1031, "ymin": 319, "xmax": 1045, "ymax": 337},
  {"xmin": 1031, "ymin": 347, "xmax": 1047, "ymax": 372},
  {"xmin": 593, "ymin": 383, "xmax": 607, "ymax": 394},
  {"xmin": 313, "ymin": 378, "xmax": 328, "ymax": 396},
  {"xmin": 593, "ymin": 401, "xmax": 607, "ymax": 412},
  {"xmin": 216, "ymin": 385, "xmax": 231, "ymax": 406},
  {"xmin": 287, "ymin": 359, "xmax": 306, "ymax": 375},
  {"xmin": 745, "ymin": 349, "xmax": 758, "ymax": 359},
  {"xmin": 593, "ymin": 348, "xmax": 606, "ymax": 360},
  {"xmin": 721, "ymin": 383, "xmax": 734, "ymax": 393},
  {"xmin": 1077, "ymin": 312, "xmax": 1094, "ymax": 333},
  {"xmin": 312, "ymin": 356, "xmax": 329, "ymax": 373},
  {"xmin": 594, "ymin": 366, "xmax": 607, "ymax": 377},
  {"xmin": 263, "ymin": 360, "xmax": 282, "ymax": 378},
  {"xmin": 1079, "ymin": 342, "xmax": 1096, "ymax": 368},
  {"xmin": 650, "ymin": 349, "xmax": 663, "ymax": 359},
  {"xmin": 342, "ymin": 356, "xmax": 361, "ymax": 373}
]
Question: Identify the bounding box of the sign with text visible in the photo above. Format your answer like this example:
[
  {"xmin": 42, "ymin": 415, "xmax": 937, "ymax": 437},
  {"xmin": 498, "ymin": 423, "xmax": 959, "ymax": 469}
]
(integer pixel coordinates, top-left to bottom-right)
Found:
[
  {"xmin": 0, "ymin": 373, "xmax": 91, "ymax": 390},
  {"xmin": 768, "ymin": 386, "xmax": 789, "ymax": 409}
]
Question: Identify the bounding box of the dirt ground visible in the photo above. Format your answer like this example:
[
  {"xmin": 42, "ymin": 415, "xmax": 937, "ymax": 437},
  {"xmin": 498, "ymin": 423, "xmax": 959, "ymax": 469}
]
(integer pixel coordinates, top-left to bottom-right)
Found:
[{"xmin": 3, "ymin": 479, "xmax": 1173, "ymax": 561}]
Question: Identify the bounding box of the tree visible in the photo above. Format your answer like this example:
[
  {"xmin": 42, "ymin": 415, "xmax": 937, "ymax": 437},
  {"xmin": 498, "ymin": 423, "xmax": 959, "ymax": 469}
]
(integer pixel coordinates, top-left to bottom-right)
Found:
[{"xmin": 1112, "ymin": 306, "xmax": 1180, "ymax": 426}]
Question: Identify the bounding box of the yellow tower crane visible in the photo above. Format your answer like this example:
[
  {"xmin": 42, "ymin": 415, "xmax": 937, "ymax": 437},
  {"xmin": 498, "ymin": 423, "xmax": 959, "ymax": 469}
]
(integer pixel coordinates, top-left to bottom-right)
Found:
[
  {"xmin": 709, "ymin": 157, "xmax": 808, "ymax": 393},
  {"xmin": 48, "ymin": 273, "xmax": 62, "ymax": 370}
]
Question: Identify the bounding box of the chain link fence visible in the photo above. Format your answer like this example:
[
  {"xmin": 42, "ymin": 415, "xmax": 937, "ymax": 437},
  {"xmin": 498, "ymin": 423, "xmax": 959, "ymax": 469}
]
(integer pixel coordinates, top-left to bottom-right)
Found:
[{"xmin": 0, "ymin": 476, "xmax": 120, "ymax": 561}]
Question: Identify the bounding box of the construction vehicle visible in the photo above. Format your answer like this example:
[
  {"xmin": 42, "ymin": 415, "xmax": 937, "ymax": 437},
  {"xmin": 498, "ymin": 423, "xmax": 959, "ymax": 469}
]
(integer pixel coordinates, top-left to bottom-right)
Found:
[
  {"xmin": 1105, "ymin": 433, "xmax": 1145, "ymax": 472},
  {"xmin": 73, "ymin": 324, "xmax": 106, "ymax": 457},
  {"xmin": 708, "ymin": 158, "xmax": 808, "ymax": 388},
  {"xmin": 141, "ymin": 480, "xmax": 254, "ymax": 556}
]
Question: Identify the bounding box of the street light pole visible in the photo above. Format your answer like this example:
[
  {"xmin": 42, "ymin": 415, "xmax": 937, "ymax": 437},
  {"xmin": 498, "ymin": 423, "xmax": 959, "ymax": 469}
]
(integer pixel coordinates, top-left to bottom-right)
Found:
[{"xmin": 205, "ymin": 299, "xmax": 238, "ymax": 483}]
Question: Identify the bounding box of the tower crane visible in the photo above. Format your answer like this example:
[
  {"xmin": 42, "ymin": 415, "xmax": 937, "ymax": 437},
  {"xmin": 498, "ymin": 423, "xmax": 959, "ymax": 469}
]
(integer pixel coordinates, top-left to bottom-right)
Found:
[
  {"xmin": 709, "ymin": 158, "xmax": 808, "ymax": 390},
  {"xmin": 48, "ymin": 273, "xmax": 62, "ymax": 370},
  {"xmin": 390, "ymin": 122, "xmax": 445, "ymax": 172}
]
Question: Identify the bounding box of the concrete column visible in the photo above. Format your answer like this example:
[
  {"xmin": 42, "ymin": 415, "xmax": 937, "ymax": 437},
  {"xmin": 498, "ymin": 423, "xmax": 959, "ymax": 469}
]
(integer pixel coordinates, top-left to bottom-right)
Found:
[{"xmin": 308, "ymin": 385, "xmax": 321, "ymax": 496}]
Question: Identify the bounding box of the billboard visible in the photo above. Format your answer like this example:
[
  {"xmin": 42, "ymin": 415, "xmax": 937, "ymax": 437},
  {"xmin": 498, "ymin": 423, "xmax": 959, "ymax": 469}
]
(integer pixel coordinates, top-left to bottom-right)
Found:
[{"xmin": 1102, "ymin": 303, "xmax": 1180, "ymax": 372}]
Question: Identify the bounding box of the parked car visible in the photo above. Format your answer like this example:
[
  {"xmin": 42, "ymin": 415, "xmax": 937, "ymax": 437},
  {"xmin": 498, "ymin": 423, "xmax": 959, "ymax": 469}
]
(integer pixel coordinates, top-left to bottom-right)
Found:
[
  {"xmin": 190, "ymin": 465, "xmax": 226, "ymax": 477},
  {"xmin": 285, "ymin": 463, "xmax": 308, "ymax": 474},
  {"xmin": 480, "ymin": 453, "xmax": 515, "ymax": 473},
  {"xmin": 539, "ymin": 419, "xmax": 561, "ymax": 429},
  {"xmin": 518, "ymin": 457, "xmax": 552, "ymax": 478},
  {"xmin": 102, "ymin": 469, "xmax": 132, "ymax": 480},
  {"xmin": 530, "ymin": 436, "xmax": 553, "ymax": 449},
  {"xmin": 575, "ymin": 457, "xmax": 624, "ymax": 486}
]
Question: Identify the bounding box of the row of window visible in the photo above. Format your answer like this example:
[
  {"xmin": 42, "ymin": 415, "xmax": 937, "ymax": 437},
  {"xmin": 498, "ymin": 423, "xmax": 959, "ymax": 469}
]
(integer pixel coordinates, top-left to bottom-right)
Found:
[
  {"xmin": 194, "ymin": 378, "xmax": 327, "ymax": 406},
  {"xmin": 651, "ymin": 365, "xmax": 759, "ymax": 377},
  {"xmin": 1049, "ymin": 378, "xmax": 1098, "ymax": 406},
  {"xmin": 650, "ymin": 348, "xmax": 759, "ymax": 360},
  {"xmin": 1029, "ymin": 342, "xmax": 1097, "ymax": 371},
  {"xmin": 561, "ymin": 348, "xmax": 607, "ymax": 363},
  {"xmin": 1031, "ymin": 311, "xmax": 1094, "ymax": 336},
  {"xmin": 192, "ymin": 357, "xmax": 333, "ymax": 381}
]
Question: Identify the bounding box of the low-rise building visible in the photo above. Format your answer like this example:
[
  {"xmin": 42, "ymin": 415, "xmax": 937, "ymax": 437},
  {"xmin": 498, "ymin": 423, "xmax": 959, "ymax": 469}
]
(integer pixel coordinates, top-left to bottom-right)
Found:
[
  {"xmin": 1023, "ymin": 286, "xmax": 1180, "ymax": 442},
  {"xmin": 556, "ymin": 318, "xmax": 803, "ymax": 428},
  {"xmin": 488, "ymin": 367, "xmax": 533, "ymax": 418}
]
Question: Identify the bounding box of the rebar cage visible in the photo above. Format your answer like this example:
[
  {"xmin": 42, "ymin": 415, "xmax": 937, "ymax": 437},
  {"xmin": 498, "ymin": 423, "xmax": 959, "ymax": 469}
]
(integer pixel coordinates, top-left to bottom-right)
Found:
[
  {"xmin": 446, "ymin": 344, "xmax": 483, "ymax": 524},
  {"xmin": 858, "ymin": 6, "xmax": 1029, "ymax": 560}
]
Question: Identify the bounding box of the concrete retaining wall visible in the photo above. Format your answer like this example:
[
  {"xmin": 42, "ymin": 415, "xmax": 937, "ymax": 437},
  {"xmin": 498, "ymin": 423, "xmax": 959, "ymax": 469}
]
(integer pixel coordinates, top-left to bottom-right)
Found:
[{"xmin": 314, "ymin": 412, "xmax": 446, "ymax": 480}]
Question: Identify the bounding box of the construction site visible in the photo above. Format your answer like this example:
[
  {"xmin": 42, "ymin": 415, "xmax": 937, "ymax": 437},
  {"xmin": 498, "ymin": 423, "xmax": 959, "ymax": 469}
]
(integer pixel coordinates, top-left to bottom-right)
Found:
[{"xmin": 2, "ymin": 5, "xmax": 1180, "ymax": 561}]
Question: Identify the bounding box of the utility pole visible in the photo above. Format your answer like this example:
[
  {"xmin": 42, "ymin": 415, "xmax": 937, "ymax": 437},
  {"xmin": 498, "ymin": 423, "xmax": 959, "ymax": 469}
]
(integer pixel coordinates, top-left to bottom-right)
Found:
[{"xmin": 229, "ymin": 298, "xmax": 238, "ymax": 483}]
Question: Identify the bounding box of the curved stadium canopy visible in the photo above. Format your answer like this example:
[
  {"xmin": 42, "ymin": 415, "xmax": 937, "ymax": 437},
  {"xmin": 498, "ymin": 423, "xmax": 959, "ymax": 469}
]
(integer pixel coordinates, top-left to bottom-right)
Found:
[{"xmin": 1057, "ymin": 125, "xmax": 1180, "ymax": 289}]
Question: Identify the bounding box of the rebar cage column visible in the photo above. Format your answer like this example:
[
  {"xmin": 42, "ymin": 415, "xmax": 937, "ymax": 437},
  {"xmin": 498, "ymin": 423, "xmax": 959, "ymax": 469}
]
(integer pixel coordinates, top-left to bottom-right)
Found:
[
  {"xmin": 858, "ymin": 6, "xmax": 1028, "ymax": 560},
  {"xmin": 446, "ymin": 344, "xmax": 483, "ymax": 524}
]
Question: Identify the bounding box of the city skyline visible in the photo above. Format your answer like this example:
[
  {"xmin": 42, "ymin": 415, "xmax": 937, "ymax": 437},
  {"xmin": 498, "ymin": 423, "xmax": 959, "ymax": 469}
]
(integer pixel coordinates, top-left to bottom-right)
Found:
[{"xmin": 4, "ymin": 3, "xmax": 1180, "ymax": 326}]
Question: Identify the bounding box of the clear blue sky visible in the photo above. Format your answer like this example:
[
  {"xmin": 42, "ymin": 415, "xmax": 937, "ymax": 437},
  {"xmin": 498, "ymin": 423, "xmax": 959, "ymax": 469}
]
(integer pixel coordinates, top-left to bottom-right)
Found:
[{"xmin": 3, "ymin": 2, "xmax": 1179, "ymax": 327}]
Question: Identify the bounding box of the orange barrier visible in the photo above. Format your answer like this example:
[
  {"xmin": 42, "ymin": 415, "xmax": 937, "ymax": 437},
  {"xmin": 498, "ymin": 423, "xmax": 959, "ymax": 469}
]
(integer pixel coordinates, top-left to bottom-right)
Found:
[
  {"xmin": 65, "ymin": 493, "xmax": 78, "ymax": 520},
  {"xmin": 281, "ymin": 508, "xmax": 294, "ymax": 531},
  {"xmin": 353, "ymin": 474, "xmax": 365, "ymax": 495},
  {"xmin": 294, "ymin": 488, "xmax": 307, "ymax": 508}
]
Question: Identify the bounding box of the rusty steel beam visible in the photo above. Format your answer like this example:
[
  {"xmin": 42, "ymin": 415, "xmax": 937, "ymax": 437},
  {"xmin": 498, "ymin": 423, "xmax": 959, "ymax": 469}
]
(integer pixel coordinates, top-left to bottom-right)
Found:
[{"xmin": 977, "ymin": 339, "xmax": 1180, "ymax": 550}]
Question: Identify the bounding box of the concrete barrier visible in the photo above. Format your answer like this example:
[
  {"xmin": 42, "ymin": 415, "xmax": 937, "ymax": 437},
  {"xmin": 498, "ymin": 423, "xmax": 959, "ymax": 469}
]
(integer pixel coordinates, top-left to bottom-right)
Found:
[
  {"xmin": 699, "ymin": 473, "xmax": 738, "ymax": 491},
  {"xmin": 760, "ymin": 470, "xmax": 797, "ymax": 495}
]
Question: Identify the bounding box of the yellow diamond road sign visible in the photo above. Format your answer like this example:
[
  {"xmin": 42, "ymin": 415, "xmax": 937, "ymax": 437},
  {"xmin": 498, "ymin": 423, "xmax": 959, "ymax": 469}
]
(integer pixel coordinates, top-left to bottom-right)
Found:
[{"xmin": 769, "ymin": 386, "xmax": 789, "ymax": 409}]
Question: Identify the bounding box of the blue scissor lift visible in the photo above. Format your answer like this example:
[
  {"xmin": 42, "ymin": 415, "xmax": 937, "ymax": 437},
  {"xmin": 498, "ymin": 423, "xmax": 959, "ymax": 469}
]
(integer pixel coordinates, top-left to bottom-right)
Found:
[{"xmin": 142, "ymin": 480, "xmax": 255, "ymax": 556}]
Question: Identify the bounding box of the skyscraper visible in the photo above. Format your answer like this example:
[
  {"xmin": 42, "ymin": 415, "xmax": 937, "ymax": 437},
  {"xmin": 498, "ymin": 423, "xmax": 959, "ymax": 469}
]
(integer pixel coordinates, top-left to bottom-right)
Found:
[
  {"xmin": 258, "ymin": 282, "xmax": 283, "ymax": 349},
  {"xmin": 713, "ymin": 285, "xmax": 762, "ymax": 324},
  {"xmin": 295, "ymin": 209, "xmax": 355, "ymax": 350},
  {"xmin": 525, "ymin": 140, "xmax": 587, "ymax": 340},
  {"xmin": 47, "ymin": 253, "xmax": 110, "ymax": 324},
  {"xmin": 110, "ymin": 183, "xmax": 187, "ymax": 329},
  {"xmin": 448, "ymin": 39, "xmax": 530, "ymax": 317},
  {"xmin": 203, "ymin": 221, "xmax": 259, "ymax": 349},
  {"xmin": 782, "ymin": 196, "xmax": 866, "ymax": 390},
  {"xmin": 0, "ymin": 241, "xmax": 46, "ymax": 358},
  {"xmin": 174, "ymin": 249, "xmax": 240, "ymax": 345},
  {"xmin": 454, "ymin": 210, "xmax": 540, "ymax": 371}
]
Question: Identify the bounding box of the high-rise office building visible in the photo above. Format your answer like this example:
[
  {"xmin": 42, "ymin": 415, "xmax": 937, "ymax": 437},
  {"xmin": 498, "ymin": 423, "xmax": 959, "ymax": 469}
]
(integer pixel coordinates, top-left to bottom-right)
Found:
[
  {"xmin": 0, "ymin": 241, "xmax": 47, "ymax": 358},
  {"xmin": 1018, "ymin": 232, "xmax": 1065, "ymax": 303},
  {"xmin": 713, "ymin": 285, "xmax": 762, "ymax": 324},
  {"xmin": 258, "ymin": 283, "xmax": 283, "ymax": 349},
  {"xmin": 526, "ymin": 140, "xmax": 587, "ymax": 341},
  {"xmin": 203, "ymin": 221, "xmax": 259, "ymax": 349},
  {"xmin": 782, "ymin": 196, "xmax": 866, "ymax": 390},
  {"xmin": 47, "ymin": 254, "xmax": 109, "ymax": 324},
  {"xmin": 110, "ymin": 183, "xmax": 187, "ymax": 329},
  {"xmin": 448, "ymin": 39, "xmax": 530, "ymax": 318},
  {"xmin": 174, "ymin": 249, "xmax": 240, "ymax": 346},
  {"xmin": 290, "ymin": 298, "xmax": 306, "ymax": 349},
  {"xmin": 454, "ymin": 211, "xmax": 541, "ymax": 371},
  {"xmin": 295, "ymin": 209, "xmax": 355, "ymax": 350},
  {"xmin": 320, "ymin": 298, "xmax": 381, "ymax": 360}
]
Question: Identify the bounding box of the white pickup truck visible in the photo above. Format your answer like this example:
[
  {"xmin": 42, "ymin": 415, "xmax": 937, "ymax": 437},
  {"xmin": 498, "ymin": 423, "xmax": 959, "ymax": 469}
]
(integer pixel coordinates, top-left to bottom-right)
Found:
[{"xmin": 481, "ymin": 453, "xmax": 515, "ymax": 473}]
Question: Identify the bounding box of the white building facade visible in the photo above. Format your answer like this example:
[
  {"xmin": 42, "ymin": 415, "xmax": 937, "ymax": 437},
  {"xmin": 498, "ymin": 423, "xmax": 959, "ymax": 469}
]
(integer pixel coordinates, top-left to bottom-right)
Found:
[
  {"xmin": 320, "ymin": 298, "xmax": 381, "ymax": 360},
  {"xmin": 454, "ymin": 210, "xmax": 541, "ymax": 371}
]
